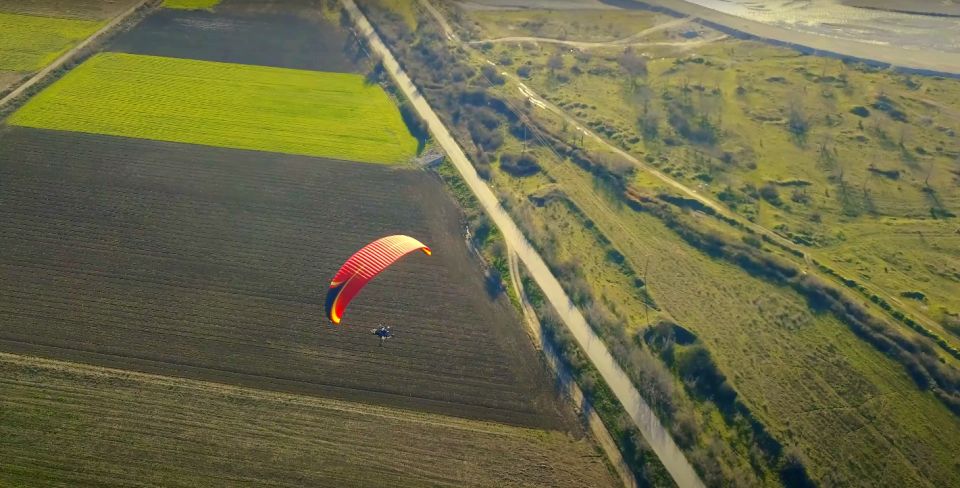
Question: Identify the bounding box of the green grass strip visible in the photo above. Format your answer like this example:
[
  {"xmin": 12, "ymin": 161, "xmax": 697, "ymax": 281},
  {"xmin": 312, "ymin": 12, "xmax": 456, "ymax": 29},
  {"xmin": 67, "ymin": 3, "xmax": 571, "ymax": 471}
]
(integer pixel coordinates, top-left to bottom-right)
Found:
[
  {"xmin": 0, "ymin": 12, "xmax": 102, "ymax": 72},
  {"xmin": 10, "ymin": 53, "xmax": 418, "ymax": 164},
  {"xmin": 162, "ymin": 0, "xmax": 221, "ymax": 9}
]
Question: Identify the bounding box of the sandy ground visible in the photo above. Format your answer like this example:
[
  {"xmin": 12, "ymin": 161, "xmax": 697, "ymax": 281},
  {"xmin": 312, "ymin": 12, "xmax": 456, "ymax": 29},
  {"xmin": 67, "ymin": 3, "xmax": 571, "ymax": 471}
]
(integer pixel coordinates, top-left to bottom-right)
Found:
[
  {"xmin": 457, "ymin": 0, "xmax": 618, "ymax": 10},
  {"xmin": 632, "ymin": 0, "xmax": 960, "ymax": 74},
  {"xmin": 841, "ymin": 0, "xmax": 960, "ymax": 16},
  {"xmin": 0, "ymin": 72, "xmax": 24, "ymax": 94}
]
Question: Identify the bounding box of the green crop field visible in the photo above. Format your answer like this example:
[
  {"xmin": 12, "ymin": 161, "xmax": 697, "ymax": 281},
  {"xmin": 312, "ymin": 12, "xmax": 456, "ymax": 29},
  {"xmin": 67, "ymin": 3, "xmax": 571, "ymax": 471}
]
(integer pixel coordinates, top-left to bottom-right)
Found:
[
  {"xmin": 0, "ymin": 353, "xmax": 614, "ymax": 487},
  {"xmin": 163, "ymin": 0, "xmax": 221, "ymax": 9},
  {"xmin": 9, "ymin": 53, "xmax": 419, "ymax": 164},
  {"xmin": 0, "ymin": 12, "xmax": 101, "ymax": 72}
]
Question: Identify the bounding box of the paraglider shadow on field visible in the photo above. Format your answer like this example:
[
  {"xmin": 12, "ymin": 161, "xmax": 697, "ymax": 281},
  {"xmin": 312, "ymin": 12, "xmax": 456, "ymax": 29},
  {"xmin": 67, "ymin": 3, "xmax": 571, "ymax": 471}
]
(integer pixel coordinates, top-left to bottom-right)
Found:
[
  {"xmin": 536, "ymin": 319, "xmax": 592, "ymax": 425},
  {"xmin": 484, "ymin": 267, "xmax": 505, "ymax": 299}
]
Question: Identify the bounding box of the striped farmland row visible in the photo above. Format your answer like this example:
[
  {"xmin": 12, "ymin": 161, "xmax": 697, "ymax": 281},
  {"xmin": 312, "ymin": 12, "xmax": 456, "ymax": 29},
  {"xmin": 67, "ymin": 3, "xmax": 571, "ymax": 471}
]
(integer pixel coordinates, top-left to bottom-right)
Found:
[{"xmin": 0, "ymin": 353, "xmax": 616, "ymax": 487}]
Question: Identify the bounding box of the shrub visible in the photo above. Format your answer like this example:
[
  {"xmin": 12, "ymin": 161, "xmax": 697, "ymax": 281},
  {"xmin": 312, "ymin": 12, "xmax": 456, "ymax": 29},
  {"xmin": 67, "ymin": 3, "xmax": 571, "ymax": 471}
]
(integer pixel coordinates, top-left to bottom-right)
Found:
[
  {"xmin": 780, "ymin": 446, "xmax": 816, "ymax": 488},
  {"xmin": 480, "ymin": 64, "xmax": 505, "ymax": 85},
  {"xmin": 849, "ymin": 105, "xmax": 870, "ymax": 117},
  {"xmin": 499, "ymin": 153, "xmax": 541, "ymax": 176},
  {"xmin": 759, "ymin": 183, "xmax": 783, "ymax": 206}
]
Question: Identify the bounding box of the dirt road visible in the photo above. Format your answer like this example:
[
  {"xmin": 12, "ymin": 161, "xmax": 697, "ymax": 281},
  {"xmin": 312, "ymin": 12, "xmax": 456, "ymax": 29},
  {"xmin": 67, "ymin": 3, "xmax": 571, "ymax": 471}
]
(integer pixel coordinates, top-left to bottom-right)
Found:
[
  {"xmin": 469, "ymin": 33, "xmax": 724, "ymax": 50},
  {"xmin": 343, "ymin": 1, "xmax": 704, "ymax": 486},
  {"xmin": 466, "ymin": 16, "xmax": 714, "ymax": 50}
]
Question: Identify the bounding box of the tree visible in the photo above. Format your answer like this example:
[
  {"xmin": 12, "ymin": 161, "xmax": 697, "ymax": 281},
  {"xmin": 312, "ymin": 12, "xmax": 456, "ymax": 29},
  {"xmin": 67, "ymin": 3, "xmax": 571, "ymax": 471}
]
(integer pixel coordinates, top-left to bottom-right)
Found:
[
  {"xmin": 547, "ymin": 53, "xmax": 564, "ymax": 77},
  {"xmin": 619, "ymin": 48, "xmax": 648, "ymax": 89},
  {"xmin": 787, "ymin": 97, "xmax": 809, "ymax": 143}
]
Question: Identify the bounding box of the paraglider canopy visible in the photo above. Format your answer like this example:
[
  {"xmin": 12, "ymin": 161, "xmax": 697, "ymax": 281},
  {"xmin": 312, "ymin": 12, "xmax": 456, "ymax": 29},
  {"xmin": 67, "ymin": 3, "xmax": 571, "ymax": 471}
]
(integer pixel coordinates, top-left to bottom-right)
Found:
[{"xmin": 325, "ymin": 235, "xmax": 431, "ymax": 325}]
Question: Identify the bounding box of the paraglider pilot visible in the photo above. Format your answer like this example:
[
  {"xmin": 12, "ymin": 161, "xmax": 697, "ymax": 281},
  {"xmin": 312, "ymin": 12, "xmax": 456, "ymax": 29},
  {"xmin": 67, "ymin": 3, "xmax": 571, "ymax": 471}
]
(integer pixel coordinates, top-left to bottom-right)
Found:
[{"xmin": 372, "ymin": 324, "xmax": 392, "ymax": 346}]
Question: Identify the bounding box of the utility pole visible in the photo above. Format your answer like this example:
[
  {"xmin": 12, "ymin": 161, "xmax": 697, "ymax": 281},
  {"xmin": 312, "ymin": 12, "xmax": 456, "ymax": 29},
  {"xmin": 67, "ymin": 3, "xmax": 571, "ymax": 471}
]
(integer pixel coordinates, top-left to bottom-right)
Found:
[{"xmin": 643, "ymin": 256, "xmax": 651, "ymax": 326}]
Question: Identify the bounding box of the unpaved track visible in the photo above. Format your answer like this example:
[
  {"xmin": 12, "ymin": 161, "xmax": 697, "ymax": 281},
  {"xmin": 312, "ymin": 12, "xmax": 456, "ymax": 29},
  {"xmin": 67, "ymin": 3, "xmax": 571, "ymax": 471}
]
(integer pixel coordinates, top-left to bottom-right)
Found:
[
  {"xmin": 469, "ymin": 33, "xmax": 724, "ymax": 50},
  {"xmin": 343, "ymin": 1, "xmax": 704, "ymax": 486},
  {"xmin": 467, "ymin": 16, "xmax": 712, "ymax": 50},
  {"xmin": 0, "ymin": 0, "xmax": 155, "ymax": 111}
]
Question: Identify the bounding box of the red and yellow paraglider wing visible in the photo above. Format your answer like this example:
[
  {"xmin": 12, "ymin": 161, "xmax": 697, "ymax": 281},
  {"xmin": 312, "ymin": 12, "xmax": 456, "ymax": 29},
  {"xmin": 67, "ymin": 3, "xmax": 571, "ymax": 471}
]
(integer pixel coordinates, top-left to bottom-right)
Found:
[{"xmin": 325, "ymin": 235, "xmax": 431, "ymax": 324}]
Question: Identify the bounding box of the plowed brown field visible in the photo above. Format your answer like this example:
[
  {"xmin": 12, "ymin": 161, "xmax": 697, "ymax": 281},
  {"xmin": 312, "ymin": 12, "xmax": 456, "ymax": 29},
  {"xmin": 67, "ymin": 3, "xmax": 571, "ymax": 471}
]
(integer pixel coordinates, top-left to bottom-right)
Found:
[{"xmin": 0, "ymin": 127, "xmax": 569, "ymax": 429}]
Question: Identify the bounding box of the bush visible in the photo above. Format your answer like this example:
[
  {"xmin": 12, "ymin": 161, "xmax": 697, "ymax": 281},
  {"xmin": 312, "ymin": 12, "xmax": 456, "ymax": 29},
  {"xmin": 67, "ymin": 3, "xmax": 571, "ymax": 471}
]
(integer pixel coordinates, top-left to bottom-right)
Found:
[
  {"xmin": 516, "ymin": 65, "xmax": 532, "ymax": 78},
  {"xmin": 499, "ymin": 153, "xmax": 541, "ymax": 176},
  {"xmin": 900, "ymin": 290, "xmax": 927, "ymax": 302},
  {"xmin": 399, "ymin": 102, "xmax": 428, "ymax": 142},
  {"xmin": 780, "ymin": 446, "xmax": 816, "ymax": 488},
  {"xmin": 480, "ymin": 64, "xmax": 505, "ymax": 85},
  {"xmin": 468, "ymin": 120, "xmax": 503, "ymax": 151},
  {"xmin": 850, "ymin": 105, "xmax": 870, "ymax": 117},
  {"xmin": 672, "ymin": 411, "xmax": 699, "ymax": 449},
  {"xmin": 676, "ymin": 345, "xmax": 738, "ymax": 412},
  {"xmin": 759, "ymin": 183, "xmax": 783, "ymax": 206}
]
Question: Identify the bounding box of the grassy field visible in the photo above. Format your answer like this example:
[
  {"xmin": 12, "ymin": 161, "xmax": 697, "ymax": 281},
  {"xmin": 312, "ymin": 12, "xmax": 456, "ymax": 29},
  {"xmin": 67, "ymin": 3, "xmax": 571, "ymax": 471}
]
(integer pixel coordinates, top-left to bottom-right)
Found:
[
  {"xmin": 9, "ymin": 53, "xmax": 418, "ymax": 164},
  {"xmin": 472, "ymin": 9, "xmax": 960, "ymax": 343},
  {"xmin": 0, "ymin": 12, "xmax": 101, "ymax": 72},
  {"xmin": 163, "ymin": 0, "xmax": 221, "ymax": 9},
  {"xmin": 0, "ymin": 126, "xmax": 567, "ymax": 428},
  {"xmin": 0, "ymin": 353, "xmax": 616, "ymax": 487}
]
